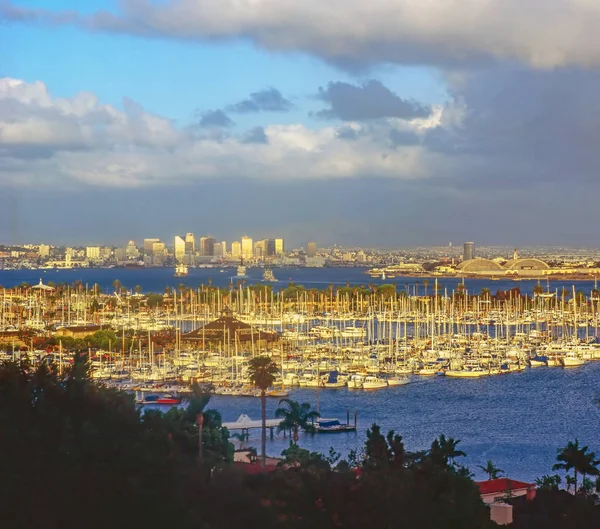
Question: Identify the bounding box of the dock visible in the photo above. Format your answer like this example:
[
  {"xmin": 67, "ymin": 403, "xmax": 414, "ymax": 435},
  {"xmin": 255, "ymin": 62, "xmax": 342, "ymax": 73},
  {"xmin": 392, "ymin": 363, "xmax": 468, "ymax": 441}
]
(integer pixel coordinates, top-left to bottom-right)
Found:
[{"xmin": 222, "ymin": 414, "xmax": 281, "ymax": 438}]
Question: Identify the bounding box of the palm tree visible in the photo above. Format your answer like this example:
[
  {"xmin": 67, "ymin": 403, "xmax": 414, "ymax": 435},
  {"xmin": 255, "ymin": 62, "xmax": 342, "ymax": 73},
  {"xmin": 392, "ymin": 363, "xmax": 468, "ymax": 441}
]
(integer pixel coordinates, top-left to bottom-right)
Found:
[
  {"xmin": 275, "ymin": 399, "xmax": 320, "ymax": 444},
  {"xmin": 478, "ymin": 460, "xmax": 504, "ymax": 480},
  {"xmin": 431, "ymin": 434, "xmax": 466, "ymax": 466},
  {"xmin": 247, "ymin": 356, "xmax": 279, "ymax": 469},
  {"xmin": 553, "ymin": 439, "xmax": 600, "ymax": 493},
  {"xmin": 423, "ymin": 280, "xmax": 429, "ymax": 297},
  {"xmin": 134, "ymin": 285, "xmax": 142, "ymax": 295},
  {"xmin": 112, "ymin": 279, "xmax": 121, "ymax": 294},
  {"xmin": 480, "ymin": 288, "xmax": 491, "ymax": 299}
]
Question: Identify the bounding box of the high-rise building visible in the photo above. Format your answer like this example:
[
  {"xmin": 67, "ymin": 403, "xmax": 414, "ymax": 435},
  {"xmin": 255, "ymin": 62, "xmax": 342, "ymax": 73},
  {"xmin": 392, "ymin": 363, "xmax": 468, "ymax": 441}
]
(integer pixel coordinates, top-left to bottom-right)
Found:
[
  {"xmin": 200, "ymin": 236, "xmax": 216, "ymax": 257},
  {"xmin": 231, "ymin": 241, "xmax": 241, "ymax": 258},
  {"xmin": 184, "ymin": 233, "xmax": 195, "ymax": 255},
  {"xmin": 152, "ymin": 242, "xmax": 165, "ymax": 266},
  {"xmin": 86, "ymin": 246, "xmax": 100, "ymax": 260},
  {"xmin": 144, "ymin": 238, "xmax": 160, "ymax": 255},
  {"xmin": 274, "ymin": 238, "xmax": 284, "ymax": 256},
  {"xmin": 126, "ymin": 240, "xmax": 139, "ymax": 259},
  {"xmin": 38, "ymin": 244, "xmax": 50, "ymax": 258},
  {"xmin": 306, "ymin": 241, "xmax": 317, "ymax": 258},
  {"xmin": 213, "ymin": 242, "xmax": 224, "ymax": 257},
  {"xmin": 254, "ymin": 240, "xmax": 267, "ymax": 258},
  {"xmin": 221, "ymin": 241, "xmax": 227, "ymax": 256},
  {"xmin": 174, "ymin": 236, "xmax": 186, "ymax": 262},
  {"xmin": 463, "ymin": 241, "xmax": 475, "ymax": 261},
  {"xmin": 265, "ymin": 239, "xmax": 276, "ymax": 256},
  {"xmin": 241, "ymin": 236, "xmax": 253, "ymax": 259}
]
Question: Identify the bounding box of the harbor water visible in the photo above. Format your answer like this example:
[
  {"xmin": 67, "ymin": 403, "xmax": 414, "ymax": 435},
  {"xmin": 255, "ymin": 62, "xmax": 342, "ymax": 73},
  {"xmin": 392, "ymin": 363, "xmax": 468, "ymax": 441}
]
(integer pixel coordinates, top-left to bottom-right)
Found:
[{"xmin": 216, "ymin": 361, "xmax": 600, "ymax": 483}]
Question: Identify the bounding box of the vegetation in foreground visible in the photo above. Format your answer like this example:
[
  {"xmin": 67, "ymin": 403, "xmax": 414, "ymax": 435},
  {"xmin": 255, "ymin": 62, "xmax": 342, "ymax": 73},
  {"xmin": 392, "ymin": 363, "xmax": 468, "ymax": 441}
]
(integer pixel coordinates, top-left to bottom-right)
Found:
[{"xmin": 1, "ymin": 358, "xmax": 599, "ymax": 529}]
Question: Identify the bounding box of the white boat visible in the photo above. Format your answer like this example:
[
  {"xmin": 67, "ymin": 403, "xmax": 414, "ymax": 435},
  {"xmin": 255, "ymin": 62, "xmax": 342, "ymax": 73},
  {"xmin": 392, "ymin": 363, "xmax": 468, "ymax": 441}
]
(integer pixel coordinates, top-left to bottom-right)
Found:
[
  {"xmin": 261, "ymin": 268, "xmax": 278, "ymax": 282},
  {"xmin": 445, "ymin": 366, "xmax": 488, "ymax": 378},
  {"xmin": 347, "ymin": 374, "xmax": 364, "ymax": 389},
  {"xmin": 235, "ymin": 265, "xmax": 248, "ymax": 279},
  {"xmin": 387, "ymin": 376, "xmax": 410, "ymax": 386},
  {"xmin": 340, "ymin": 326, "xmax": 366, "ymax": 339},
  {"xmin": 362, "ymin": 376, "xmax": 388, "ymax": 390},
  {"xmin": 562, "ymin": 352, "xmax": 585, "ymax": 368},
  {"xmin": 174, "ymin": 263, "xmax": 188, "ymax": 277}
]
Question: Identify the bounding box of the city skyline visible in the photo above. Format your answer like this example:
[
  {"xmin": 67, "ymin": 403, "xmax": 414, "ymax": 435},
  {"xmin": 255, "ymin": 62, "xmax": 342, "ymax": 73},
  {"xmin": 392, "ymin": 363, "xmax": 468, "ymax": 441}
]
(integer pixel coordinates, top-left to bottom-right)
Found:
[{"xmin": 3, "ymin": 2, "xmax": 600, "ymax": 245}]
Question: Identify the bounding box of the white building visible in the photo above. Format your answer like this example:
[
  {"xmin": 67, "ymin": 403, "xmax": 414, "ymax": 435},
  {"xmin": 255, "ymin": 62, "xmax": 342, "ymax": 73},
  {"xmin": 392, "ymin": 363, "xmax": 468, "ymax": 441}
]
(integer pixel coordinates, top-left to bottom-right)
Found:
[
  {"xmin": 241, "ymin": 236, "xmax": 253, "ymax": 259},
  {"xmin": 86, "ymin": 246, "xmax": 100, "ymax": 260},
  {"xmin": 174, "ymin": 235, "xmax": 186, "ymax": 262}
]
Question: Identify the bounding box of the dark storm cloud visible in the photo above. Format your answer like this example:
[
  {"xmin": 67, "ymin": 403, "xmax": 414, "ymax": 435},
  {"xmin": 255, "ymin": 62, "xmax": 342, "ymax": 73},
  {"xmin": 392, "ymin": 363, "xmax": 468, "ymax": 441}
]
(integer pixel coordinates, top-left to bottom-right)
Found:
[
  {"xmin": 241, "ymin": 126, "xmax": 268, "ymax": 144},
  {"xmin": 197, "ymin": 109, "xmax": 234, "ymax": 128},
  {"xmin": 227, "ymin": 88, "xmax": 293, "ymax": 113},
  {"xmin": 316, "ymin": 80, "xmax": 430, "ymax": 121},
  {"xmin": 426, "ymin": 67, "xmax": 600, "ymax": 186}
]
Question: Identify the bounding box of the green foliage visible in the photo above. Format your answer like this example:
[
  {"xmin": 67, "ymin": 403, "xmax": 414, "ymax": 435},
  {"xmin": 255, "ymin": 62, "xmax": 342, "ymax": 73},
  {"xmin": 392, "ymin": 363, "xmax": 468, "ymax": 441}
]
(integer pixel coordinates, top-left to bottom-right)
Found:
[
  {"xmin": 535, "ymin": 474, "xmax": 562, "ymax": 491},
  {"xmin": 275, "ymin": 398, "xmax": 320, "ymax": 444},
  {"xmin": 146, "ymin": 293, "xmax": 164, "ymax": 308},
  {"xmin": 553, "ymin": 439, "xmax": 600, "ymax": 493},
  {"xmin": 478, "ymin": 459, "xmax": 504, "ymax": 480}
]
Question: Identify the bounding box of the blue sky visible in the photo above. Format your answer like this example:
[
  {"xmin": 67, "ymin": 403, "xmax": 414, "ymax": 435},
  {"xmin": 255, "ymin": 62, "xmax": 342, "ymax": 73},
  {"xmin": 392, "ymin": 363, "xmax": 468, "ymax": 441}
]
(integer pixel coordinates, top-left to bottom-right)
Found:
[{"xmin": 2, "ymin": 0, "xmax": 600, "ymax": 247}]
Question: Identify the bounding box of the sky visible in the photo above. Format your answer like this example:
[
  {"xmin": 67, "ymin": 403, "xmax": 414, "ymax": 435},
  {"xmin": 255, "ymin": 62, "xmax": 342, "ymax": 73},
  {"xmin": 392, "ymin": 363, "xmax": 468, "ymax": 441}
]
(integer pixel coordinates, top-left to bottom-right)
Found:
[{"xmin": 1, "ymin": 0, "xmax": 600, "ymax": 247}]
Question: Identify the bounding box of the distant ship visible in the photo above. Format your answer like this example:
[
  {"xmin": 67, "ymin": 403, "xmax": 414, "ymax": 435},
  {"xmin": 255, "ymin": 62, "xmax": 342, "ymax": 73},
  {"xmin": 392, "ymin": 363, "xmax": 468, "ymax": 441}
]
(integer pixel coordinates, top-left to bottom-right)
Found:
[
  {"xmin": 262, "ymin": 268, "xmax": 278, "ymax": 282},
  {"xmin": 235, "ymin": 265, "xmax": 248, "ymax": 279},
  {"xmin": 174, "ymin": 263, "xmax": 189, "ymax": 277}
]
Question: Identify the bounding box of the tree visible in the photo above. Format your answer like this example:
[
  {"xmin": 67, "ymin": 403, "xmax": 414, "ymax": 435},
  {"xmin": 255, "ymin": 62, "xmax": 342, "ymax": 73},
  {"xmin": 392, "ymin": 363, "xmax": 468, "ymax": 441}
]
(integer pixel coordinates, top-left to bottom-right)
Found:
[
  {"xmin": 134, "ymin": 285, "xmax": 143, "ymax": 295},
  {"xmin": 430, "ymin": 434, "xmax": 466, "ymax": 467},
  {"xmin": 480, "ymin": 288, "xmax": 491, "ymax": 299},
  {"xmin": 553, "ymin": 439, "xmax": 600, "ymax": 494},
  {"xmin": 247, "ymin": 356, "xmax": 278, "ymax": 469},
  {"xmin": 275, "ymin": 398, "xmax": 320, "ymax": 444},
  {"xmin": 535, "ymin": 474, "xmax": 562, "ymax": 491},
  {"xmin": 112, "ymin": 279, "xmax": 121, "ymax": 293},
  {"xmin": 478, "ymin": 460, "xmax": 504, "ymax": 480}
]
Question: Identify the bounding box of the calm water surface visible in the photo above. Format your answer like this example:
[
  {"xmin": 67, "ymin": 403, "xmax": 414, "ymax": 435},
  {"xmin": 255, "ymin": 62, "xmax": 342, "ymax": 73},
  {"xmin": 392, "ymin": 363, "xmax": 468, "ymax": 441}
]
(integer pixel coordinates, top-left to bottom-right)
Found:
[
  {"xmin": 1, "ymin": 266, "xmax": 598, "ymax": 296},
  {"xmin": 211, "ymin": 362, "xmax": 600, "ymax": 482}
]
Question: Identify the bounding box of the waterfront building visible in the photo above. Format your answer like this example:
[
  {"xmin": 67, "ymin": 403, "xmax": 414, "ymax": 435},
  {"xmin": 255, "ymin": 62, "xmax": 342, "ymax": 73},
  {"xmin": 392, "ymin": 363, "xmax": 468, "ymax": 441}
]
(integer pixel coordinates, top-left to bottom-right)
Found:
[
  {"xmin": 306, "ymin": 241, "xmax": 317, "ymax": 258},
  {"xmin": 464, "ymin": 241, "xmax": 475, "ymax": 261},
  {"xmin": 265, "ymin": 239, "xmax": 276, "ymax": 256},
  {"xmin": 275, "ymin": 238, "xmax": 284, "ymax": 256},
  {"xmin": 231, "ymin": 241, "xmax": 241, "ymax": 258},
  {"xmin": 241, "ymin": 236, "xmax": 253, "ymax": 259},
  {"xmin": 38, "ymin": 244, "xmax": 50, "ymax": 258},
  {"xmin": 85, "ymin": 246, "xmax": 100, "ymax": 260},
  {"xmin": 184, "ymin": 233, "xmax": 195, "ymax": 255},
  {"xmin": 213, "ymin": 242, "xmax": 224, "ymax": 258},
  {"xmin": 144, "ymin": 238, "xmax": 160, "ymax": 256},
  {"xmin": 174, "ymin": 236, "xmax": 186, "ymax": 262},
  {"xmin": 254, "ymin": 239, "xmax": 268, "ymax": 258}
]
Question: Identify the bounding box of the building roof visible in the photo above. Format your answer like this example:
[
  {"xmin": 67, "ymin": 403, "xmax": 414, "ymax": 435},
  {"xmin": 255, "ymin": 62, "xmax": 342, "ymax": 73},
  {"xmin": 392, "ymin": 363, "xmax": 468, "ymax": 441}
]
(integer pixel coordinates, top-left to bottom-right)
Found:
[
  {"xmin": 504, "ymin": 258, "xmax": 550, "ymax": 270},
  {"xmin": 31, "ymin": 279, "xmax": 55, "ymax": 291},
  {"xmin": 183, "ymin": 312, "xmax": 278, "ymax": 343},
  {"xmin": 476, "ymin": 478, "xmax": 535, "ymax": 495},
  {"xmin": 457, "ymin": 258, "xmax": 505, "ymax": 273}
]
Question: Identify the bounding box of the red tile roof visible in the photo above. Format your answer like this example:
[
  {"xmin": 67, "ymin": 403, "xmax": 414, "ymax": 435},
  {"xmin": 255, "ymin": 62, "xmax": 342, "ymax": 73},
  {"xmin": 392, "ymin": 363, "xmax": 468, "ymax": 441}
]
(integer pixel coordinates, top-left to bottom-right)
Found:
[{"xmin": 476, "ymin": 478, "xmax": 535, "ymax": 495}]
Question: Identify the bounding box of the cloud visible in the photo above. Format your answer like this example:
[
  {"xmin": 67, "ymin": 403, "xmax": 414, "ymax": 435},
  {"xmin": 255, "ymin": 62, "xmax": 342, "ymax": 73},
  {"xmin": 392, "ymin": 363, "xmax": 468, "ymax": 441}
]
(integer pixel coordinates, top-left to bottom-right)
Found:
[
  {"xmin": 197, "ymin": 109, "xmax": 234, "ymax": 128},
  {"xmin": 0, "ymin": 77, "xmax": 432, "ymax": 189},
  {"xmin": 4, "ymin": 1, "xmax": 600, "ymax": 69},
  {"xmin": 227, "ymin": 88, "xmax": 293, "ymax": 113},
  {"xmin": 317, "ymin": 80, "xmax": 430, "ymax": 121},
  {"xmin": 241, "ymin": 126, "xmax": 269, "ymax": 144}
]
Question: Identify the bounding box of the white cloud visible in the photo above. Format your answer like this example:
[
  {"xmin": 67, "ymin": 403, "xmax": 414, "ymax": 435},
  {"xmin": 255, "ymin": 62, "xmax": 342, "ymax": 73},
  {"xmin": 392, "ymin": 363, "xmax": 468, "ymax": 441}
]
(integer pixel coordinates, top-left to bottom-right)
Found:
[
  {"xmin": 0, "ymin": 78, "xmax": 434, "ymax": 188},
  {"xmin": 5, "ymin": 1, "xmax": 600, "ymax": 68}
]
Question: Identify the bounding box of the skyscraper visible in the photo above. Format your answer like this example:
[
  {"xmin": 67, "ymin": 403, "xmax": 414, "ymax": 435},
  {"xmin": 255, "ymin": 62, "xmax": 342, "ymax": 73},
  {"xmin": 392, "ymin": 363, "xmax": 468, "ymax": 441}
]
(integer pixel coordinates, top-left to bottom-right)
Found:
[
  {"xmin": 275, "ymin": 238, "xmax": 284, "ymax": 256},
  {"xmin": 241, "ymin": 236, "xmax": 253, "ymax": 259},
  {"xmin": 463, "ymin": 241, "xmax": 475, "ymax": 261},
  {"xmin": 306, "ymin": 241, "xmax": 317, "ymax": 258},
  {"xmin": 231, "ymin": 241, "xmax": 241, "ymax": 258},
  {"xmin": 144, "ymin": 238, "xmax": 160, "ymax": 256},
  {"xmin": 200, "ymin": 236, "xmax": 216, "ymax": 256},
  {"xmin": 185, "ymin": 233, "xmax": 195, "ymax": 255},
  {"xmin": 174, "ymin": 235, "xmax": 185, "ymax": 262}
]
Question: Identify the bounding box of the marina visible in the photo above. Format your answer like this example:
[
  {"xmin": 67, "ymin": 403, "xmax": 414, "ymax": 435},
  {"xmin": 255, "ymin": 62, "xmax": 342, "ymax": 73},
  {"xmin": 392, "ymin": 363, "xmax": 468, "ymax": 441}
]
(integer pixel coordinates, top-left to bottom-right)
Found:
[{"xmin": 1, "ymin": 267, "xmax": 599, "ymax": 480}]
